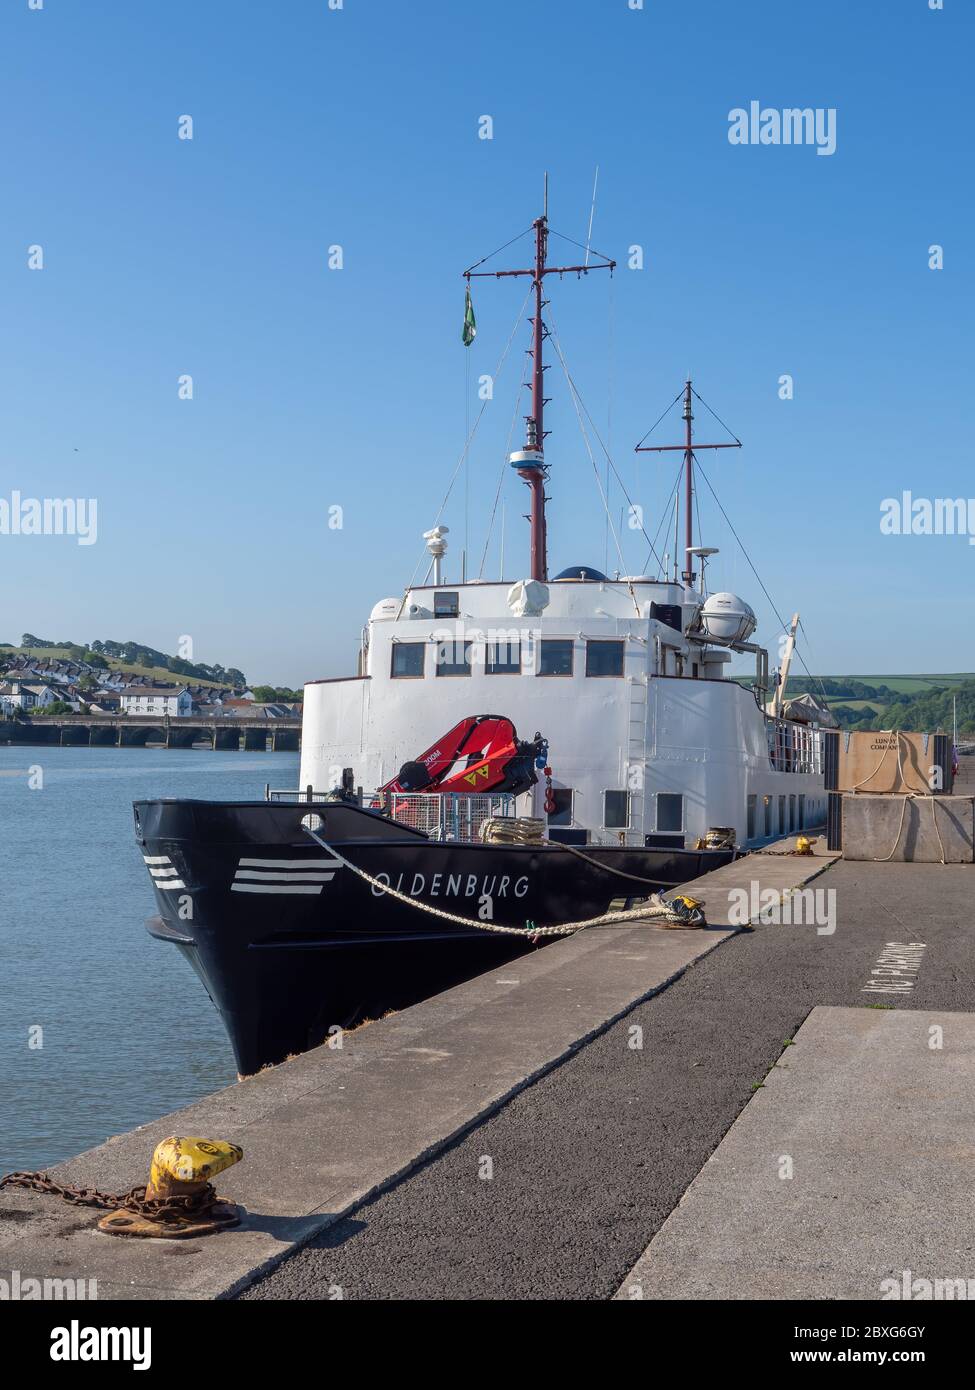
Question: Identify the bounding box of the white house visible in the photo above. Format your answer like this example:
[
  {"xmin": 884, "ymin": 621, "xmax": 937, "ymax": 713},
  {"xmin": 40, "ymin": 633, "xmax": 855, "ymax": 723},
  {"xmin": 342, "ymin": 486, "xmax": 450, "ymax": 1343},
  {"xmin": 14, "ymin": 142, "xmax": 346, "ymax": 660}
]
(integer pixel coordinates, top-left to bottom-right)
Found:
[
  {"xmin": 120, "ymin": 685, "xmax": 192, "ymax": 718},
  {"xmin": 0, "ymin": 681, "xmax": 61, "ymax": 713}
]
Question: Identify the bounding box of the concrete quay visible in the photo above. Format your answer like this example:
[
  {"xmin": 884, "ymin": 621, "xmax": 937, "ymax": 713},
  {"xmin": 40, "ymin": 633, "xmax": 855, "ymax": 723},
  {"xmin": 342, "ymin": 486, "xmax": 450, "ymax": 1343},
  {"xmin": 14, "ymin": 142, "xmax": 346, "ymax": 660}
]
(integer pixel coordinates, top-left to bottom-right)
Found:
[
  {"xmin": 616, "ymin": 1005, "xmax": 975, "ymax": 1301},
  {"xmin": 4, "ymin": 842, "xmax": 972, "ymax": 1302}
]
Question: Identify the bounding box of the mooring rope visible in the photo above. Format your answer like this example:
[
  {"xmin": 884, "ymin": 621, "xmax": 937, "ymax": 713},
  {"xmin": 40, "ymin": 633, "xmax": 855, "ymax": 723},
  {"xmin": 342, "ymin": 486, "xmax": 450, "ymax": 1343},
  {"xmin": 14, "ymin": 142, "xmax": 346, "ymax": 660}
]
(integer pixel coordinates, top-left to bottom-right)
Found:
[
  {"xmin": 876, "ymin": 792, "xmax": 948, "ymax": 865},
  {"xmin": 300, "ymin": 824, "xmax": 697, "ymax": 935}
]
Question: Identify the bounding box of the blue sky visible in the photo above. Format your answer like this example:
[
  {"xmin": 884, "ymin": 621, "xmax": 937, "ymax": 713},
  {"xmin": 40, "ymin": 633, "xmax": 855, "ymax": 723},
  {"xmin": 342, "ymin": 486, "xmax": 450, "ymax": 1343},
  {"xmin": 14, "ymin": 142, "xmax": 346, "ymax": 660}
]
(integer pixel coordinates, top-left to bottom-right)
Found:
[{"xmin": 1, "ymin": 0, "xmax": 971, "ymax": 686}]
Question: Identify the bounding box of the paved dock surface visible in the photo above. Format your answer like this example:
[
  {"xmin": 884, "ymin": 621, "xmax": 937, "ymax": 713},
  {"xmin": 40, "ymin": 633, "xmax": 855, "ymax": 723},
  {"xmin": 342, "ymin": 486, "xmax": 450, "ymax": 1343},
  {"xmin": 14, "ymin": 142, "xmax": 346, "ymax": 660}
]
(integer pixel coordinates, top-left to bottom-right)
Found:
[
  {"xmin": 0, "ymin": 876, "xmax": 751, "ymax": 1299},
  {"xmin": 4, "ymin": 847, "xmax": 970, "ymax": 1301},
  {"xmin": 615, "ymin": 1004, "xmax": 975, "ymax": 1300},
  {"xmin": 241, "ymin": 859, "xmax": 975, "ymax": 1300}
]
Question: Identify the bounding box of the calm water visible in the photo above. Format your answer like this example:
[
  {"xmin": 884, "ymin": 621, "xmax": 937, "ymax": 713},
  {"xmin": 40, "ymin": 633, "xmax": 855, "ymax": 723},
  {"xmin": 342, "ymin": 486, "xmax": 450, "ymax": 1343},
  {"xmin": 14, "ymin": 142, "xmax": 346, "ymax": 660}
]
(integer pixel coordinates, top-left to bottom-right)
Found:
[{"xmin": 0, "ymin": 744, "xmax": 299, "ymax": 1174}]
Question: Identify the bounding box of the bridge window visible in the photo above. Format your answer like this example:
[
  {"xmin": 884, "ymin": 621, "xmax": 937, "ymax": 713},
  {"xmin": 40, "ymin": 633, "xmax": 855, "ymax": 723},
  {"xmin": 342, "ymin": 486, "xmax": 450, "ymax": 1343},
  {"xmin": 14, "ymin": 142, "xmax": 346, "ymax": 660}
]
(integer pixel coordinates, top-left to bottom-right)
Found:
[
  {"xmin": 764, "ymin": 796, "xmax": 772, "ymax": 837},
  {"xmin": 486, "ymin": 640, "xmax": 520, "ymax": 674},
  {"xmin": 435, "ymin": 639, "xmax": 473, "ymax": 677},
  {"xmin": 779, "ymin": 794, "xmax": 786, "ymax": 835},
  {"xmin": 434, "ymin": 591, "xmax": 460, "ymax": 619},
  {"xmin": 603, "ymin": 790, "xmax": 629, "ymax": 829},
  {"xmin": 538, "ymin": 639, "xmax": 573, "ymax": 676},
  {"xmin": 391, "ymin": 642, "xmax": 425, "ymax": 679},
  {"xmin": 586, "ymin": 640, "xmax": 625, "ymax": 677},
  {"xmin": 656, "ymin": 793, "xmax": 683, "ymax": 833},
  {"xmin": 547, "ymin": 788, "xmax": 573, "ymax": 826},
  {"xmin": 747, "ymin": 794, "xmax": 756, "ymax": 840}
]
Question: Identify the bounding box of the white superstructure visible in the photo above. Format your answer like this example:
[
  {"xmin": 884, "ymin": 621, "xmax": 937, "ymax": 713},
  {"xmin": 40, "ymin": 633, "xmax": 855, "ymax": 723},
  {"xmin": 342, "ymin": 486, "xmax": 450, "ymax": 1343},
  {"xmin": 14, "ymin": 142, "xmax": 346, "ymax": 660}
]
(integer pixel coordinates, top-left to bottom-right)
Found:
[{"xmin": 299, "ymin": 570, "xmax": 825, "ymax": 849}]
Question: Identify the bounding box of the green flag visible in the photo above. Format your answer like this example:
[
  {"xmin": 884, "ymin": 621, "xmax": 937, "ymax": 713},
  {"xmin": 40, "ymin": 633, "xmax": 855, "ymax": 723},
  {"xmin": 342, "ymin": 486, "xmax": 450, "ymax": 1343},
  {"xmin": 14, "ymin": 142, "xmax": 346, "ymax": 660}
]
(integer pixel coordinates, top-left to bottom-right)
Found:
[{"xmin": 462, "ymin": 284, "xmax": 476, "ymax": 346}]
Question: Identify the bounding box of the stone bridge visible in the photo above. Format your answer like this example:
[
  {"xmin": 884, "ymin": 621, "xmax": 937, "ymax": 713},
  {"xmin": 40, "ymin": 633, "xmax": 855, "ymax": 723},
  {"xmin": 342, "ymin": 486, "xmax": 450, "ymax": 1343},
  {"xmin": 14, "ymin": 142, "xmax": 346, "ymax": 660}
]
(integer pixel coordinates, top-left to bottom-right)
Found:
[{"xmin": 0, "ymin": 716, "xmax": 301, "ymax": 752}]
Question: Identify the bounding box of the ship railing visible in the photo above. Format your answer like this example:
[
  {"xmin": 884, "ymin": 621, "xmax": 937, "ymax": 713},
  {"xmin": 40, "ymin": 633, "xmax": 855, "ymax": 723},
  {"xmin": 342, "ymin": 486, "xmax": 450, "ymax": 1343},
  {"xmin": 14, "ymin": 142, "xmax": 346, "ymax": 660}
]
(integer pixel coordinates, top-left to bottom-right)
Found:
[
  {"xmin": 370, "ymin": 791, "xmax": 517, "ymax": 842},
  {"xmin": 264, "ymin": 785, "xmax": 516, "ymax": 842},
  {"xmin": 765, "ymin": 720, "xmax": 825, "ymax": 775},
  {"xmin": 265, "ymin": 785, "xmax": 334, "ymax": 803}
]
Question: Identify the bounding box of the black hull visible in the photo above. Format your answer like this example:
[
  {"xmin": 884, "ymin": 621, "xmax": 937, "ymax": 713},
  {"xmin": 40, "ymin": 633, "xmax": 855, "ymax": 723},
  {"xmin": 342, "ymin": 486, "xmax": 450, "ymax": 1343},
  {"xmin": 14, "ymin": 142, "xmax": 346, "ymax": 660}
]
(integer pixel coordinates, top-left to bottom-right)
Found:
[{"xmin": 134, "ymin": 799, "xmax": 736, "ymax": 1075}]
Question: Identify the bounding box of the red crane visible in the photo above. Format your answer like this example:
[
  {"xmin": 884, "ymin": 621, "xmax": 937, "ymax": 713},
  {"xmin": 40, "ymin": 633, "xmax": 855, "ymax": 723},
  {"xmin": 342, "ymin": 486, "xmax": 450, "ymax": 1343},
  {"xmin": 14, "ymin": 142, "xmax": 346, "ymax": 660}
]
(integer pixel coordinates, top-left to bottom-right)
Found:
[{"xmin": 375, "ymin": 715, "xmax": 547, "ymax": 799}]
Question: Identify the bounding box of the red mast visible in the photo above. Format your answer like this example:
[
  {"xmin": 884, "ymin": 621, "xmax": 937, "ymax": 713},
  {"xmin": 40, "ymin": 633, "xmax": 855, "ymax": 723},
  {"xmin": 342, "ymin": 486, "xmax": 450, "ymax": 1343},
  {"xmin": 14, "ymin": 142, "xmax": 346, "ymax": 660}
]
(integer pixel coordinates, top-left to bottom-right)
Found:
[
  {"xmin": 635, "ymin": 379, "xmax": 741, "ymax": 588},
  {"xmin": 465, "ymin": 185, "xmax": 614, "ymax": 581}
]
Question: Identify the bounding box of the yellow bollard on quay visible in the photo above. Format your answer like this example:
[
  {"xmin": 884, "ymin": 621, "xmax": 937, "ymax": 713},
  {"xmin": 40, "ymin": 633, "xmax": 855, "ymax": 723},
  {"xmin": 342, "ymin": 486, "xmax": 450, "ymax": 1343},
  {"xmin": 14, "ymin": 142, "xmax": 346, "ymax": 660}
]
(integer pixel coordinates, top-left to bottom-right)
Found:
[{"xmin": 97, "ymin": 1136, "xmax": 243, "ymax": 1239}]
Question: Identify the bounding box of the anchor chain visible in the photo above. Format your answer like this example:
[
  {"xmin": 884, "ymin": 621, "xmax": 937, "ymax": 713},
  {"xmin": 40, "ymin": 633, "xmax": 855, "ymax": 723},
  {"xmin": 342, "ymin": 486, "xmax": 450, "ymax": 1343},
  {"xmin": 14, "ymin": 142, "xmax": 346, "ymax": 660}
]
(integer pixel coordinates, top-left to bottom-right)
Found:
[{"xmin": 0, "ymin": 1171, "xmax": 219, "ymax": 1222}]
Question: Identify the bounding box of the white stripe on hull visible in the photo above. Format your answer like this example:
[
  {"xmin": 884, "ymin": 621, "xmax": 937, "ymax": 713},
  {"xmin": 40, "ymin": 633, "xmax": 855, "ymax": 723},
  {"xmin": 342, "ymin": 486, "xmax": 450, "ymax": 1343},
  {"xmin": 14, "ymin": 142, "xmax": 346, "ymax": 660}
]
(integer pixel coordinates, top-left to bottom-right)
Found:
[
  {"xmin": 238, "ymin": 857, "xmax": 341, "ymax": 869},
  {"xmin": 230, "ymin": 883, "xmax": 323, "ymax": 895},
  {"xmin": 234, "ymin": 870, "xmax": 335, "ymax": 883}
]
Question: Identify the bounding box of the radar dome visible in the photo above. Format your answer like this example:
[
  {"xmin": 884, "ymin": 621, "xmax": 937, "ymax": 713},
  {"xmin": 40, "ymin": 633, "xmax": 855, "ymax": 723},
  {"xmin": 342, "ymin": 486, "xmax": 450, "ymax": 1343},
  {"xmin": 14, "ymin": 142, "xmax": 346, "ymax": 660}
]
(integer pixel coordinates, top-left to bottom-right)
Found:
[
  {"xmin": 370, "ymin": 598, "xmax": 400, "ymax": 622},
  {"xmin": 700, "ymin": 592, "xmax": 757, "ymax": 645}
]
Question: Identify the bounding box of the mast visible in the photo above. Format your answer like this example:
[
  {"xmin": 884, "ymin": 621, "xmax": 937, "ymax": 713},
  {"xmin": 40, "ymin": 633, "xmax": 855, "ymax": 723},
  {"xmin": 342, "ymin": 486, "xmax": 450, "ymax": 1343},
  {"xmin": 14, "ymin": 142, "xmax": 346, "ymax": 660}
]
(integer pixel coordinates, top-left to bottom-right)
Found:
[
  {"xmin": 521, "ymin": 212, "xmax": 549, "ymax": 580},
  {"xmin": 635, "ymin": 378, "xmax": 741, "ymax": 589},
  {"xmin": 681, "ymin": 380, "xmax": 693, "ymax": 587},
  {"xmin": 464, "ymin": 180, "xmax": 615, "ymax": 582}
]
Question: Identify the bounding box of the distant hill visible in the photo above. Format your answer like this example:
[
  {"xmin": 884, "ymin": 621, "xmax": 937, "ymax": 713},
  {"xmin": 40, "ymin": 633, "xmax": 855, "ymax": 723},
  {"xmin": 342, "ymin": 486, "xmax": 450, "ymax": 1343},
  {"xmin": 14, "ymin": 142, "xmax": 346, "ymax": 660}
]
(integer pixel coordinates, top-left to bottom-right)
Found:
[
  {"xmin": 784, "ymin": 674, "xmax": 975, "ymax": 735},
  {"xmin": 11, "ymin": 634, "xmax": 247, "ymax": 688}
]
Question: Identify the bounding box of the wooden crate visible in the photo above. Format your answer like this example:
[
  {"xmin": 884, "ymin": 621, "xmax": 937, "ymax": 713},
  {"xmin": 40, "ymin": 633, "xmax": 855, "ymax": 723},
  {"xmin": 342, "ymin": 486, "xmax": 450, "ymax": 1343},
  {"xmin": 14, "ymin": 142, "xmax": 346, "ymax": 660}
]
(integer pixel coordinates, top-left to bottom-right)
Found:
[{"xmin": 823, "ymin": 730, "xmax": 951, "ymax": 795}]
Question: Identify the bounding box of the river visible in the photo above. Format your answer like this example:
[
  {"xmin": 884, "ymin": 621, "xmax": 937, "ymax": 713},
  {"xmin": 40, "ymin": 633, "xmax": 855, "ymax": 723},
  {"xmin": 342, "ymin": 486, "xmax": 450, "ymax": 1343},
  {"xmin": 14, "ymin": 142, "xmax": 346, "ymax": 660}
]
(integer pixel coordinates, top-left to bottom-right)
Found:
[{"xmin": 0, "ymin": 744, "xmax": 299, "ymax": 1174}]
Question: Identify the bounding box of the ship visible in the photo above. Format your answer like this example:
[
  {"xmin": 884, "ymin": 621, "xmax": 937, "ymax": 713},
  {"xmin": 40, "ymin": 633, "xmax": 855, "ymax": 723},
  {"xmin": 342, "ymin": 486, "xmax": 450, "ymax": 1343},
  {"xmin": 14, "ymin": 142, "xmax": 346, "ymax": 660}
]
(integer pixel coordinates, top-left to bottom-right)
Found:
[{"xmin": 134, "ymin": 192, "xmax": 827, "ymax": 1076}]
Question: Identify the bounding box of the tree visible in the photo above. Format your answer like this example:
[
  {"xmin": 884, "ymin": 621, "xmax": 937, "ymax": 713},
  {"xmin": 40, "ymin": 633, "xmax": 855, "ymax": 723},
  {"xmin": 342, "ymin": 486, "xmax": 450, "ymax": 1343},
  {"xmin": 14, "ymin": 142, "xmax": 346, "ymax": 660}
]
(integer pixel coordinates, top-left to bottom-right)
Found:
[{"xmin": 251, "ymin": 685, "xmax": 302, "ymax": 703}]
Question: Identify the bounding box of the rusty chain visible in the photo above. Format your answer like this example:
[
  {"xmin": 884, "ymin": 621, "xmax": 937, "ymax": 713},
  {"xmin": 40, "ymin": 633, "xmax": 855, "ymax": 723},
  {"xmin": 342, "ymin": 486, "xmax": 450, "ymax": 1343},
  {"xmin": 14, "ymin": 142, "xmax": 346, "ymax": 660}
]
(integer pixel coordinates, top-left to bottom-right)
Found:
[{"xmin": 0, "ymin": 1171, "xmax": 218, "ymax": 1221}]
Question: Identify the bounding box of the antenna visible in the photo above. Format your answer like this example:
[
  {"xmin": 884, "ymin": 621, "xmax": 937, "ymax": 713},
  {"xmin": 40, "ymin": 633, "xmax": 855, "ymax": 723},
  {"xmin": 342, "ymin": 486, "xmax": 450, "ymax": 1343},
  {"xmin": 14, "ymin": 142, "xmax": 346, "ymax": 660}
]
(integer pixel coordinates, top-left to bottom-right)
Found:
[
  {"xmin": 688, "ymin": 545, "xmax": 719, "ymax": 596},
  {"xmin": 635, "ymin": 379, "xmax": 741, "ymax": 589},
  {"xmin": 464, "ymin": 184, "xmax": 615, "ymax": 582},
  {"xmin": 584, "ymin": 165, "xmax": 599, "ymax": 268}
]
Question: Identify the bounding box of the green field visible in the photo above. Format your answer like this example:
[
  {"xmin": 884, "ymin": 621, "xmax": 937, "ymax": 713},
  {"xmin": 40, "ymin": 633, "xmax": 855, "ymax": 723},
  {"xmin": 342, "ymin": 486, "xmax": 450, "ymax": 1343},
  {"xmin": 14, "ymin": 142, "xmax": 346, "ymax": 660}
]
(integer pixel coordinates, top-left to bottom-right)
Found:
[
  {"xmin": 818, "ymin": 674, "xmax": 975, "ymax": 696},
  {"xmin": 783, "ymin": 673, "xmax": 975, "ymax": 734}
]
